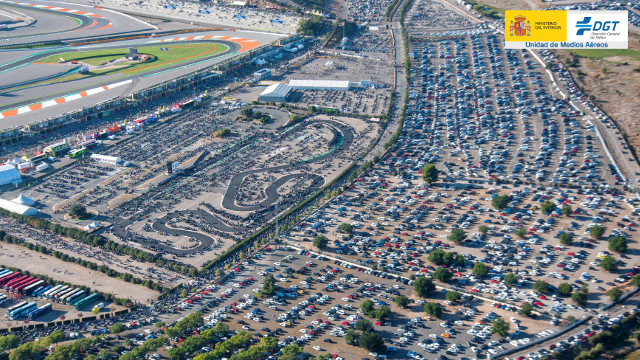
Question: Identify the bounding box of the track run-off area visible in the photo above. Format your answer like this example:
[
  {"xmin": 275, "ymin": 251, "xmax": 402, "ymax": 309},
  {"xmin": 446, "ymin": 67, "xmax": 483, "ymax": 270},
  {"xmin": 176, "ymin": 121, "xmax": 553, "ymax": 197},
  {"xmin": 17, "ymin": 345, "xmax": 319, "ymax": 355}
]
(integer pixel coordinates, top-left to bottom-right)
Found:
[{"xmin": 0, "ymin": 0, "xmax": 283, "ymax": 127}]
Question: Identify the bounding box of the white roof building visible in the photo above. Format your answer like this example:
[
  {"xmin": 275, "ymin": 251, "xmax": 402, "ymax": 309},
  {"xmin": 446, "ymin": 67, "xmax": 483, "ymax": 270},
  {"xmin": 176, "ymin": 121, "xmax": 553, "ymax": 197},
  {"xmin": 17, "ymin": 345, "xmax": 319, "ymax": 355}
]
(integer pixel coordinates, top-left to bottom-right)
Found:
[
  {"xmin": 0, "ymin": 198, "xmax": 37, "ymax": 216},
  {"xmin": 0, "ymin": 164, "xmax": 21, "ymax": 186},
  {"xmin": 259, "ymin": 83, "xmax": 292, "ymax": 102},
  {"xmin": 288, "ymin": 79, "xmax": 351, "ymax": 91},
  {"xmin": 90, "ymin": 154, "xmax": 122, "ymax": 165},
  {"xmin": 12, "ymin": 193, "xmax": 35, "ymax": 206}
]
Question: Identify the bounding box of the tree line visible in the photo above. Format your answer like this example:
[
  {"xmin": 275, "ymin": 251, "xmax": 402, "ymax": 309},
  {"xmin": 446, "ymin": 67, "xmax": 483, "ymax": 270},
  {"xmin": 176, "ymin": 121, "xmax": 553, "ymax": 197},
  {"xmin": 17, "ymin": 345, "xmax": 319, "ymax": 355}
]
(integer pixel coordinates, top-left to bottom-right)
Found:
[
  {"xmin": 0, "ymin": 262, "xmax": 129, "ymax": 307},
  {"xmin": 201, "ymin": 153, "xmax": 360, "ymax": 273},
  {"xmin": 192, "ymin": 332, "xmax": 254, "ymax": 360},
  {"xmin": 0, "ymin": 209, "xmax": 196, "ymax": 276},
  {"xmin": 0, "ymin": 229, "xmax": 169, "ymax": 294},
  {"xmin": 297, "ymin": 16, "xmax": 324, "ymax": 36},
  {"xmin": 167, "ymin": 323, "xmax": 229, "ymax": 360}
]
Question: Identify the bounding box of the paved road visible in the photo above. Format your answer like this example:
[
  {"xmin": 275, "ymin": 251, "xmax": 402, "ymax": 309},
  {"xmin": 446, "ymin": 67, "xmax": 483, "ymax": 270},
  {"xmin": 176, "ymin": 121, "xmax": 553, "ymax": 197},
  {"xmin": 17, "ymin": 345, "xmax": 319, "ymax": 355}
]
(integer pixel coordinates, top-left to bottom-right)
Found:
[
  {"xmin": 509, "ymin": 293, "xmax": 640, "ymax": 359},
  {"xmin": 361, "ymin": 0, "xmax": 407, "ymax": 163}
]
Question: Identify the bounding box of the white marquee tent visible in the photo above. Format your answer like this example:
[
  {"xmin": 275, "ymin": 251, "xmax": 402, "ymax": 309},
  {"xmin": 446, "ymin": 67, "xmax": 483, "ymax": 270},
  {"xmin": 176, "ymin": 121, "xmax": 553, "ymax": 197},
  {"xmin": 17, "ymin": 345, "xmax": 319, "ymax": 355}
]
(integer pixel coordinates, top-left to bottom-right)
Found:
[
  {"xmin": 0, "ymin": 164, "xmax": 21, "ymax": 186},
  {"xmin": 12, "ymin": 193, "xmax": 35, "ymax": 206},
  {"xmin": 0, "ymin": 198, "xmax": 37, "ymax": 216}
]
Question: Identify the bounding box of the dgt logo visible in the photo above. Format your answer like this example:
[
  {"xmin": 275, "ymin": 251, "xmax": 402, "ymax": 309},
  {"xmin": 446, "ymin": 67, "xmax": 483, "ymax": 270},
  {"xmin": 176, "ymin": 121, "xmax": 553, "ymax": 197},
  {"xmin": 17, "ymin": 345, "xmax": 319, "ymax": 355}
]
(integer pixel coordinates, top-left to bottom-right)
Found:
[{"xmin": 576, "ymin": 17, "xmax": 620, "ymax": 35}]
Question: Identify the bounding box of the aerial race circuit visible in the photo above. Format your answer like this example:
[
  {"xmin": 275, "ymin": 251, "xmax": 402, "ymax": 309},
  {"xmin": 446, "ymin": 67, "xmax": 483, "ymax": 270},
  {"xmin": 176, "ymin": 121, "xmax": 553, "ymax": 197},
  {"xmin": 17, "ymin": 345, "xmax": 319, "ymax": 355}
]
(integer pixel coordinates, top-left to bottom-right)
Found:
[{"xmin": 0, "ymin": 0, "xmax": 280, "ymax": 128}]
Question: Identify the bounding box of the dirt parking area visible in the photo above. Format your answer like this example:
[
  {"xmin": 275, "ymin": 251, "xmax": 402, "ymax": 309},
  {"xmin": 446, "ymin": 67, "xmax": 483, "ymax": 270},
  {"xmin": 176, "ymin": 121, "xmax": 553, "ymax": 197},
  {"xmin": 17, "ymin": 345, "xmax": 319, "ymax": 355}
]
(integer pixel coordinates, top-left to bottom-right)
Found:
[
  {"xmin": 0, "ymin": 217, "xmax": 187, "ymax": 288},
  {"xmin": 171, "ymin": 247, "xmax": 564, "ymax": 359},
  {"xmin": 0, "ymin": 242, "xmax": 159, "ymax": 303},
  {"xmin": 554, "ymin": 35, "xmax": 640, "ymax": 159}
]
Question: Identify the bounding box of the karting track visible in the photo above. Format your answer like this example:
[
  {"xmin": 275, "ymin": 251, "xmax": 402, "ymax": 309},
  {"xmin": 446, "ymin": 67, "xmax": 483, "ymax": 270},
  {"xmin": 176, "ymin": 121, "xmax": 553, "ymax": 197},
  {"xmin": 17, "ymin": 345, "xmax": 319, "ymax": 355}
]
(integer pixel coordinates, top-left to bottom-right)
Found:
[
  {"xmin": 109, "ymin": 120, "xmax": 354, "ymax": 256},
  {"xmin": 224, "ymin": 173, "xmax": 325, "ymax": 211},
  {"xmin": 221, "ymin": 121, "xmax": 348, "ymax": 212}
]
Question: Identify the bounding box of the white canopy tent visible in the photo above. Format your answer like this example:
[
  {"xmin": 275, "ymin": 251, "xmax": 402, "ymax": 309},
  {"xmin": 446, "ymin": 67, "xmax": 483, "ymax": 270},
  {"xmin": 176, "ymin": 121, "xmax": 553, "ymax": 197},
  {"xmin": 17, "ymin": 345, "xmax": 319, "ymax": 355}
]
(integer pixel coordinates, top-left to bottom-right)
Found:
[
  {"xmin": 85, "ymin": 222, "xmax": 101, "ymax": 231},
  {"xmin": 12, "ymin": 193, "xmax": 35, "ymax": 206}
]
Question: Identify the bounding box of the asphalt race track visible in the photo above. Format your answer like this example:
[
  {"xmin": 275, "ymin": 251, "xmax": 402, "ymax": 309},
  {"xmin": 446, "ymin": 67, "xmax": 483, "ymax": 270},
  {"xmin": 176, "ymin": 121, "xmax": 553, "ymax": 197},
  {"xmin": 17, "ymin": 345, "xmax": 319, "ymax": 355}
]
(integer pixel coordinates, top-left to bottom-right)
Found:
[
  {"xmin": 0, "ymin": 0, "xmax": 292, "ymax": 257},
  {"xmin": 109, "ymin": 120, "xmax": 355, "ymax": 256},
  {"xmin": 0, "ymin": 38, "xmax": 241, "ymax": 108},
  {"xmin": 0, "ymin": 3, "xmax": 85, "ymax": 39},
  {"xmin": 0, "ymin": 40, "xmax": 240, "ymax": 73},
  {"xmin": 0, "ymin": 29, "xmax": 283, "ymax": 128},
  {"xmin": 0, "ymin": 0, "xmax": 283, "ymax": 129},
  {"xmin": 0, "ymin": 0, "xmax": 154, "ymax": 44}
]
